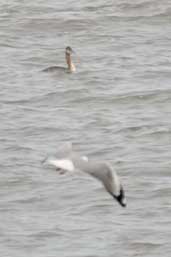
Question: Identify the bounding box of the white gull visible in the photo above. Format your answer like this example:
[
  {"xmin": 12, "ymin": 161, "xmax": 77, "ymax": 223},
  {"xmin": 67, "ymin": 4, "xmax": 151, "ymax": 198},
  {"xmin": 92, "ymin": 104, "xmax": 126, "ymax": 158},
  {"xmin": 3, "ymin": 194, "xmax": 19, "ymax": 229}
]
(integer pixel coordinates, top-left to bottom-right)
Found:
[{"xmin": 43, "ymin": 142, "xmax": 126, "ymax": 207}]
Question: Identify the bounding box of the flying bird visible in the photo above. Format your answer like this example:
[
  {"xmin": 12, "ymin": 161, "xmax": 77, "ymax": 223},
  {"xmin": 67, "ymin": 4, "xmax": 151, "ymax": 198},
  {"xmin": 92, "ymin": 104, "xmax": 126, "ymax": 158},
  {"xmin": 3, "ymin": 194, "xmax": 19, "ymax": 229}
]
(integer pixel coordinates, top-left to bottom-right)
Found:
[{"xmin": 43, "ymin": 142, "xmax": 126, "ymax": 207}]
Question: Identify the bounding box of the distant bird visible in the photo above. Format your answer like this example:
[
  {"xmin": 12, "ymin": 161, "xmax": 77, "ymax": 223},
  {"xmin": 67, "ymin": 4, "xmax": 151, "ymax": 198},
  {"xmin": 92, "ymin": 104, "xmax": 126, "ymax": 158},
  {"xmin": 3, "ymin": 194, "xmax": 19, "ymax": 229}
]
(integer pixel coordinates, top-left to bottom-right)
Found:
[
  {"xmin": 43, "ymin": 142, "xmax": 126, "ymax": 207},
  {"xmin": 42, "ymin": 46, "xmax": 76, "ymax": 73}
]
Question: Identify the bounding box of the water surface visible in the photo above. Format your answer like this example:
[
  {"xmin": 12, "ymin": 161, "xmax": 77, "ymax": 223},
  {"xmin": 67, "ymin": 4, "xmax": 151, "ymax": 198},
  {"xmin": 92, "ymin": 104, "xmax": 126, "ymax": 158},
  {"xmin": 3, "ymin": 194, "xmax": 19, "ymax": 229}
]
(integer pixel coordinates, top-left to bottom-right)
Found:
[{"xmin": 0, "ymin": 0, "xmax": 171, "ymax": 256}]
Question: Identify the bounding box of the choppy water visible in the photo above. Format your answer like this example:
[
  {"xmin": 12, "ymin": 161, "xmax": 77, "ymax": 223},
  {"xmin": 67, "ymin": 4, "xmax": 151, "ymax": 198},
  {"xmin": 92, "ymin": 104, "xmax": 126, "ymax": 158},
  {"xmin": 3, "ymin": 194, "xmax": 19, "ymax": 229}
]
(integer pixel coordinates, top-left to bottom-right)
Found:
[{"xmin": 1, "ymin": 0, "xmax": 171, "ymax": 256}]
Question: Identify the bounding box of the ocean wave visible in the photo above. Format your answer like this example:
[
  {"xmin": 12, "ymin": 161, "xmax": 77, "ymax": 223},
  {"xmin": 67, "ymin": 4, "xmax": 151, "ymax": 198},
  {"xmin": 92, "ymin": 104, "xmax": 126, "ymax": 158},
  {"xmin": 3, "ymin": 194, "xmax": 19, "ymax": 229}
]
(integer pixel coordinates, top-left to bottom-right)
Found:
[
  {"xmin": 107, "ymin": 2, "xmax": 171, "ymax": 19},
  {"xmin": 117, "ymin": 125, "xmax": 171, "ymax": 138},
  {"xmin": 109, "ymin": 88, "xmax": 171, "ymax": 104}
]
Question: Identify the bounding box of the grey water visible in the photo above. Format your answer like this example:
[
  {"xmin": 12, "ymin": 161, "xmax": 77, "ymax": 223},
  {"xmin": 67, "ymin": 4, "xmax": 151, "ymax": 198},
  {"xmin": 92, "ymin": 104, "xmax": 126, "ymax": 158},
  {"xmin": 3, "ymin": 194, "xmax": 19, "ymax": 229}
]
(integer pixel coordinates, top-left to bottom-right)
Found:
[{"xmin": 0, "ymin": 0, "xmax": 171, "ymax": 256}]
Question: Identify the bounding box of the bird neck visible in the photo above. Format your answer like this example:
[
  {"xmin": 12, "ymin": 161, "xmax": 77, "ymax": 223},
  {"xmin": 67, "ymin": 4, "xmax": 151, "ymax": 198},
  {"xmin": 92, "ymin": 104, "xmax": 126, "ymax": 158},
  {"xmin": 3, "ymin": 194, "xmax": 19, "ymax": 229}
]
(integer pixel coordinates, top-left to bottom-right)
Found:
[{"xmin": 65, "ymin": 53, "xmax": 76, "ymax": 72}]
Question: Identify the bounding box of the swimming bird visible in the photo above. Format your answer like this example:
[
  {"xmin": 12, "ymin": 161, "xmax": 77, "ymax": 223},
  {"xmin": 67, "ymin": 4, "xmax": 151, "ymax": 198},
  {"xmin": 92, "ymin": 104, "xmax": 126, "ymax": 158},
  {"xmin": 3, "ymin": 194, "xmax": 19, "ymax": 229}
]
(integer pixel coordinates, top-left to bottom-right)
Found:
[
  {"xmin": 42, "ymin": 46, "xmax": 76, "ymax": 73},
  {"xmin": 43, "ymin": 142, "xmax": 126, "ymax": 207}
]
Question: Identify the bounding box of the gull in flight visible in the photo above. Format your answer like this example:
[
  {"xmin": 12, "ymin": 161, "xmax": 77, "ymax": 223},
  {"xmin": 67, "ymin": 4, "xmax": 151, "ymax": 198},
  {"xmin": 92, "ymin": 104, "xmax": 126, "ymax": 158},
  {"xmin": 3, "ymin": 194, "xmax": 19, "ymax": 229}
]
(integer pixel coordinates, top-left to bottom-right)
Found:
[{"xmin": 43, "ymin": 142, "xmax": 126, "ymax": 207}]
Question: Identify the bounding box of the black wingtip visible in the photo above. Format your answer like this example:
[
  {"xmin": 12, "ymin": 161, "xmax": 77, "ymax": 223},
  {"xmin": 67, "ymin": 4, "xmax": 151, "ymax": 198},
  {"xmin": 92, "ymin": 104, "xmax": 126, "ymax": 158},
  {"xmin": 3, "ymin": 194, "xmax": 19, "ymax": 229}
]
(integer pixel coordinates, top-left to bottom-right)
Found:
[{"xmin": 113, "ymin": 186, "xmax": 127, "ymax": 208}]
